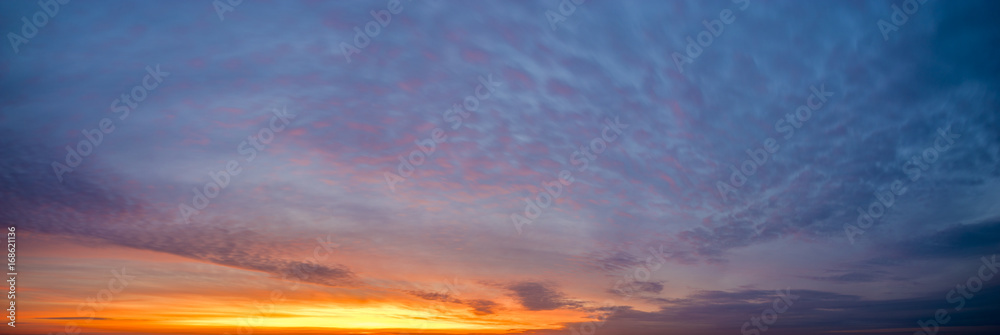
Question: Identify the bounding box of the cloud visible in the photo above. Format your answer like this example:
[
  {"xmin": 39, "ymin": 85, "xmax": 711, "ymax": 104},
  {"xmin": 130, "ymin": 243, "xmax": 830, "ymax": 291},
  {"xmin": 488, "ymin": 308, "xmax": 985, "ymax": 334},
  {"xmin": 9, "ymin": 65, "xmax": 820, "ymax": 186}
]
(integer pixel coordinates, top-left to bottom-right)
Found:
[
  {"xmin": 506, "ymin": 281, "xmax": 576, "ymax": 311},
  {"xmin": 804, "ymin": 271, "xmax": 879, "ymax": 283},
  {"xmin": 407, "ymin": 289, "xmax": 461, "ymax": 304},
  {"xmin": 887, "ymin": 218, "xmax": 1000, "ymax": 260},
  {"xmin": 406, "ymin": 289, "xmax": 498, "ymax": 315},
  {"xmin": 571, "ymin": 284, "xmax": 1000, "ymax": 335},
  {"xmin": 635, "ymin": 281, "xmax": 664, "ymax": 294},
  {"xmin": 465, "ymin": 299, "xmax": 499, "ymax": 316},
  {"xmin": 608, "ymin": 281, "xmax": 664, "ymax": 296}
]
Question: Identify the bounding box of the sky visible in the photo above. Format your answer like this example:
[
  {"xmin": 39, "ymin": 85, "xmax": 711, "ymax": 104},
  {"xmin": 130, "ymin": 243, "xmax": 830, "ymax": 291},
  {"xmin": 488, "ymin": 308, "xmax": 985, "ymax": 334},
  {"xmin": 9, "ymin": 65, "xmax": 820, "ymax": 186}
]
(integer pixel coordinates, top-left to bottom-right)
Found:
[{"xmin": 1, "ymin": 0, "xmax": 999, "ymax": 334}]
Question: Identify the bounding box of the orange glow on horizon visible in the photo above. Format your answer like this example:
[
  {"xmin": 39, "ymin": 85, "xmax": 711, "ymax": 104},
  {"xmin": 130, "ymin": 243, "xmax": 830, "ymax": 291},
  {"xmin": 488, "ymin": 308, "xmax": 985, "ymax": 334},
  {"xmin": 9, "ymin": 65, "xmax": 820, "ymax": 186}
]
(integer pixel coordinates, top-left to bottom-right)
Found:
[{"xmin": 15, "ymin": 233, "xmax": 595, "ymax": 335}]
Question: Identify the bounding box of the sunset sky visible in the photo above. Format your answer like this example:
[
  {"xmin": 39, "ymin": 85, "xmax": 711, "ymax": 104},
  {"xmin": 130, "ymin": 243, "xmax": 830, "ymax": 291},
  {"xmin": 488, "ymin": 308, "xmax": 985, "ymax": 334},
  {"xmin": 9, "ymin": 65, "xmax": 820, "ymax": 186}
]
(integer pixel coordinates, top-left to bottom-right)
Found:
[{"xmin": 2, "ymin": 0, "xmax": 1000, "ymax": 334}]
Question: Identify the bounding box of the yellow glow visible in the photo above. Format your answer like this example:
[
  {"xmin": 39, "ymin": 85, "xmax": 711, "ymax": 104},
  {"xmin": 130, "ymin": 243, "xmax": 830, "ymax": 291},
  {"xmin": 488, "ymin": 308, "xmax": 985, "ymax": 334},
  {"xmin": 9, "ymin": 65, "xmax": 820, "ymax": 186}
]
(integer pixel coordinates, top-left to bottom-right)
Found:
[
  {"xmin": 19, "ymin": 235, "xmax": 595, "ymax": 335},
  {"xmin": 161, "ymin": 302, "xmax": 589, "ymax": 332}
]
